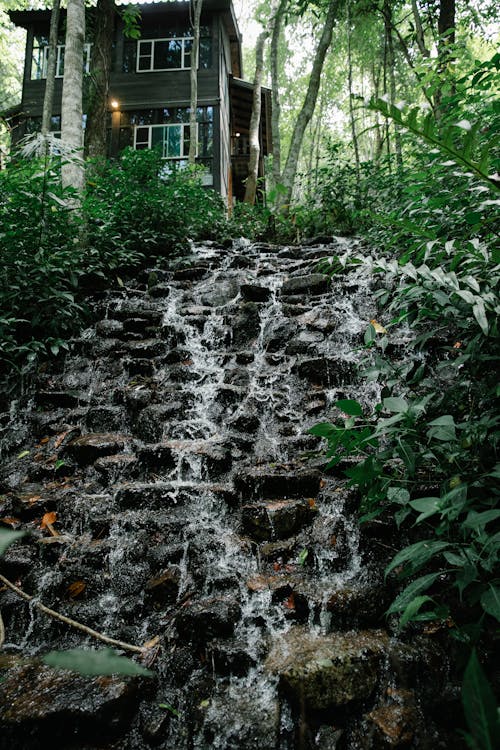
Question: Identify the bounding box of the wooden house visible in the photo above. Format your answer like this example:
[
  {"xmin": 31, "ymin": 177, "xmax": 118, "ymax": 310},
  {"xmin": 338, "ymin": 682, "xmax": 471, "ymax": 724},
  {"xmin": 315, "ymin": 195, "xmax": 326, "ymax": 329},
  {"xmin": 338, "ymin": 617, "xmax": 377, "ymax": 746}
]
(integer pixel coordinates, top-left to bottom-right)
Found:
[{"xmin": 7, "ymin": 0, "xmax": 272, "ymax": 201}]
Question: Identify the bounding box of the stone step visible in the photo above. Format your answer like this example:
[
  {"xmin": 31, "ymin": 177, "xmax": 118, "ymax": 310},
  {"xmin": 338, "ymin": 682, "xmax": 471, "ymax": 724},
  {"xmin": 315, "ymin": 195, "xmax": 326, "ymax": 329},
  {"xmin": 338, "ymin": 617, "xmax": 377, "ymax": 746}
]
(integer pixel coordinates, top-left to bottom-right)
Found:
[
  {"xmin": 281, "ymin": 273, "xmax": 330, "ymax": 296},
  {"xmin": 293, "ymin": 357, "xmax": 357, "ymax": 386},
  {"xmin": 241, "ymin": 498, "xmax": 316, "ymax": 541},
  {"xmin": 235, "ymin": 467, "xmax": 321, "ymax": 500},
  {"xmin": 66, "ymin": 433, "xmax": 130, "ymax": 464}
]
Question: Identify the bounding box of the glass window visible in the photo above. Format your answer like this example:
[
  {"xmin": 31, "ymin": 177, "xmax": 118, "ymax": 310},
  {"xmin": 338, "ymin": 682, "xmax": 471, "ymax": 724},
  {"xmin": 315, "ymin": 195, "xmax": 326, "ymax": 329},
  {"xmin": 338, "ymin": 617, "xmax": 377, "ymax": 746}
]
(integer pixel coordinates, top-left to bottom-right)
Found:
[
  {"xmin": 31, "ymin": 41, "xmax": 91, "ymax": 79},
  {"xmin": 136, "ymin": 38, "xmax": 193, "ymax": 72}
]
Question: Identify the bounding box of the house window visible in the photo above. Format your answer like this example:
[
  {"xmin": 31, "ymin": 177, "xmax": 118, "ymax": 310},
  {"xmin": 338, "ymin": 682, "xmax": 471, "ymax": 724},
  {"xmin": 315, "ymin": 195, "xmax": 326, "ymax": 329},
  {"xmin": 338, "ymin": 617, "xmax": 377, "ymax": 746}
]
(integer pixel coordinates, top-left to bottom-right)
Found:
[
  {"xmin": 136, "ymin": 37, "xmax": 193, "ymax": 71},
  {"xmin": 31, "ymin": 41, "xmax": 92, "ymax": 79},
  {"xmin": 133, "ymin": 123, "xmax": 193, "ymax": 161}
]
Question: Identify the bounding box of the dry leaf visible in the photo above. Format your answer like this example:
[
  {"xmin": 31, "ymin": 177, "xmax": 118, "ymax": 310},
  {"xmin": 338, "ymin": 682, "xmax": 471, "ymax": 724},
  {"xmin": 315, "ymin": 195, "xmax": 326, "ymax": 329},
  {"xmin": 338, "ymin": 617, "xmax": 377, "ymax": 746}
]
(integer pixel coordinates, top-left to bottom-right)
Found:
[
  {"xmin": 370, "ymin": 319, "xmax": 388, "ymax": 334},
  {"xmin": 67, "ymin": 581, "xmax": 86, "ymax": 598},
  {"xmin": 54, "ymin": 430, "xmax": 70, "ymax": 450},
  {"xmin": 39, "ymin": 437, "xmax": 50, "ymax": 445},
  {"xmin": 308, "ymin": 498, "xmax": 316, "ymax": 508},
  {"xmin": 143, "ymin": 635, "xmax": 160, "ymax": 650},
  {"xmin": 284, "ymin": 593, "xmax": 295, "ymax": 610},
  {"xmin": 453, "ymin": 341, "xmax": 462, "ymax": 349},
  {"xmin": 273, "ymin": 562, "xmax": 281, "ymax": 572},
  {"xmin": 247, "ymin": 575, "xmax": 270, "ymax": 592},
  {"xmin": 23, "ymin": 494, "xmax": 43, "ymax": 505},
  {"xmin": 40, "ymin": 511, "xmax": 57, "ymax": 529},
  {"xmin": 0, "ymin": 517, "xmax": 21, "ymax": 527},
  {"xmin": 319, "ymin": 479, "xmax": 326, "ymax": 489},
  {"xmin": 182, "ymin": 359, "xmax": 193, "ymax": 366}
]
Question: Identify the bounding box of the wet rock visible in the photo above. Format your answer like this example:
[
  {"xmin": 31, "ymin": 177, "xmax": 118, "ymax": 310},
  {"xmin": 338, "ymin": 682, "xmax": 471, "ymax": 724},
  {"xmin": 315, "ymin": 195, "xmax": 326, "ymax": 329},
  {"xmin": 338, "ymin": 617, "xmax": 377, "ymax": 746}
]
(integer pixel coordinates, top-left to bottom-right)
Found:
[
  {"xmin": 240, "ymin": 283, "xmax": 272, "ymax": 302},
  {"xmin": 315, "ymin": 726, "xmax": 344, "ymax": 749},
  {"xmin": 145, "ymin": 566, "xmax": 181, "ymax": 605},
  {"xmin": 163, "ymin": 439, "xmax": 232, "ymax": 478},
  {"xmin": 263, "ymin": 319, "xmax": 298, "ymax": 352},
  {"xmin": 113, "ymin": 305, "xmax": 163, "ymax": 326},
  {"xmin": 293, "ymin": 357, "xmax": 357, "ymax": 386},
  {"xmin": 0, "ymin": 662, "xmax": 142, "ymax": 746},
  {"xmin": 235, "ymin": 467, "xmax": 321, "ymax": 499},
  {"xmin": 367, "ymin": 700, "xmax": 417, "ymax": 747},
  {"xmin": 175, "ymin": 596, "xmax": 241, "ymax": 641},
  {"xmin": 223, "ymin": 366, "xmax": 250, "ymax": 387},
  {"xmin": 266, "ymin": 627, "xmax": 388, "ymax": 709},
  {"xmin": 147, "ymin": 282, "xmax": 171, "ymax": 298},
  {"xmin": 132, "ymin": 403, "xmax": 184, "ymax": 441},
  {"xmin": 281, "ymin": 274, "xmax": 330, "ymax": 296},
  {"xmin": 137, "ymin": 443, "xmax": 176, "ymax": 471},
  {"xmin": 326, "ymin": 583, "xmax": 392, "ymax": 628},
  {"xmin": 86, "ymin": 406, "xmax": 125, "ymax": 432},
  {"xmin": 229, "ymin": 412, "xmax": 260, "ymax": 433},
  {"xmin": 114, "ymin": 482, "xmax": 183, "ymax": 509},
  {"xmin": 206, "ymin": 639, "xmax": 258, "ymax": 676},
  {"xmin": 35, "ymin": 390, "xmax": 83, "ymax": 409},
  {"xmin": 124, "ymin": 358, "xmax": 155, "ymax": 377},
  {"xmin": 67, "ymin": 433, "xmax": 128, "ymax": 464},
  {"xmin": 241, "ymin": 498, "xmax": 316, "ymax": 541},
  {"xmin": 125, "ymin": 339, "xmax": 167, "ymax": 359},
  {"xmin": 123, "ymin": 386, "xmax": 153, "ymax": 411},
  {"xmin": 94, "ymin": 453, "xmax": 138, "ymax": 484},
  {"xmin": 173, "ymin": 265, "xmax": 209, "ymax": 281},
  {"xmin": 95, "ymin": 319, "xmax": 124, "ymax": 337},
  {"xmin": 235, "ymin": 350, "xmax": 255, "ymax": 365},
  {"xmin": 229, "ymin": 302, "xmax": 261, "ymax": 346},
  {"xmin": 200, "ymin": 278, "xmax": 239, "ymax": 307},
  {"xmin": 297, "ymin": 307, "xmax": 337, "ymax": 333}
]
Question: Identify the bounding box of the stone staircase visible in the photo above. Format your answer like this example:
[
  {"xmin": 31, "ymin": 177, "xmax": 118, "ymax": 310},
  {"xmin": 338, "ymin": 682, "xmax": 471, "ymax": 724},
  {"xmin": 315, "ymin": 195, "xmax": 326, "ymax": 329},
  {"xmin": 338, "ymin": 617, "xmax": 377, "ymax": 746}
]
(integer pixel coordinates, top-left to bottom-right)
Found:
[{"xmin": 0, "ymin": 239, "xmax": 455, "ymax": 749}]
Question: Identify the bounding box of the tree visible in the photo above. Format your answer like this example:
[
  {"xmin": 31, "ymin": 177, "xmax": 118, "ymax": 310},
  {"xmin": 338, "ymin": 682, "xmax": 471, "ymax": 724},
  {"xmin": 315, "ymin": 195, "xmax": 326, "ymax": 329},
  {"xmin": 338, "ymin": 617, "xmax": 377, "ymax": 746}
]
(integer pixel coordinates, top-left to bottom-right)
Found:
[
  {"xmin": 269, "ymin": 0, "xmax": 287, "ymax": 188},
  {"xmin": 61, "ymin": 0, "xmax": 85, "ymax": 192},
  {"xmin": 244, "ymin": 30, "xmax": 267, "ymax": 204},
  {"xmin": 278, "ymin": 0, "xmax": 341, "ymax": 206},
  {"xmin": 189, "ymin": 0, "xmax": 203, "ymax": 165},
  {"xmin": 85, "ymin": 0, "xmax": 115, "ymax": 160},
  {"xmin": 41, "ymin": 0, "xmax": 60, "ymax": 136}
]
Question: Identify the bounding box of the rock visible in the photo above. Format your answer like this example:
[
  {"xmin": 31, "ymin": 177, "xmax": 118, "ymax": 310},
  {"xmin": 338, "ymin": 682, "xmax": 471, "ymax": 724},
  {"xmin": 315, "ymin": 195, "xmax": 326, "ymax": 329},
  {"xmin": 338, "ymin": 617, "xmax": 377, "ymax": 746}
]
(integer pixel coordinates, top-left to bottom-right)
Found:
[
  {"xmin": 367, "ymin": 701, "xmax": 417, "ymax": 747},
  {"xmin": 124, "ymin": 358, "xmax": 155, "ymax": 377},
  {"xmin": 132, "ymin": 403, "xmax": 184, "ymax": 442},
  {"xmin": 137, "ymin": 443, "xmax": 176, "ymax": 471},
  {"xmin": 263, "ymin": 319, "xmax": 298, "ymax": 352},
  {"xmin": 173, "ymin": 265, "xmax": 209, "ymax": 281},
  {"xmin": 67, "ymin": 433, "xmax": 128, "ymax": 464},
  {"xmin": 94, "ymin": 453, "xmax": 138, "ymax": 485},
  {"xmin": 235, "ymin": 467, "xmax": 321, "ymax": 499},
  {"xmin": 293, "ymin": 357, "xmax": 357, "ymax": 386},
  {"xmin": 125, "ymin": 339, "xmax": 167, "ymax": 359},
  {"xmin": 0, "ymin": 662, "xmax": 142, "ymax": 745},
  {"xmin": 229, "ymin": 302, "xmax": 261, "ymax": 346},
  {"xmin": 147, "ymin": 282, "xmax": 172, "ymax": 298},
  {"xmin": 86, "ymin": 406, "xmax": 125, "ymax": 432},
  {"xmin": 114, "ymin": 482, "xmax": 184, "ymax": 509},
  {"xmin": 35, "ymin": 391, "xmax": 82, "ymax": 409},
  {"xmin": 281, "ymin": 274, "xmax": 329, "ymax": 296},
  {"xmin": 240, "ymin": 283, "xmax": 272, "ymax": 302},
  {"xmin": 241, "ymin": 498, "xmax": 316, "ymax": 541},
  {"xmin": 175, "ymin": 596, "xmax": 241, "ymax": 641},
  {"xmin": 95, "ymin": 319, "xmax": 124, "ymax": 337},
  {"xmin": 297, "ymin": 307, "xmax": 337, "ymax": 333},
  {"xmin": 206, "ymin": 639, "xmax": 257, "ymax": 676},
  {"xmin": 200, "ymin": 278, "xmax": 239, "ymax": 307},
  {"xmin": 265, "ymin": 626, "xmax": 388, "ymax": 709},
  {"xmin": 145, "ymin": 566, "xmax": 181, "ymax": 604}
]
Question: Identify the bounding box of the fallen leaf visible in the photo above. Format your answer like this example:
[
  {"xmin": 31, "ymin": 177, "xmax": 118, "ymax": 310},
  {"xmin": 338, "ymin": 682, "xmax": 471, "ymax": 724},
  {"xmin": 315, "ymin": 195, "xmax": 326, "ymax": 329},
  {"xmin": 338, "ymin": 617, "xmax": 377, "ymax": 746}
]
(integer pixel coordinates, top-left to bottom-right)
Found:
[
  {"xmin": 39, "ymin": 437, "xmax": 50, "ymax": 445},
  {"xmin": 0, "ymin": 517, "xmax": 21, "ymax": 527},
  {"xmin": 247, "ymin": 574, "xmax": 270, "ymax": 592},
  {"xmin": 308, "ymin": 498, "xmax": 316, "ymax": 508},
  {"xmin": 25, "ymin": 495, "xmax": 43, "ymax": 505},
  {"xmin": 330, "ymin": 534, "xmax": 337, "ymax": 546},
  {"xmin": 40, "ymin": 512, "xmax": 57, "ymax": 529},
  {"xmin": 453, "ymin": 341, "xmax": 462, "ymax": 349},
  {"xmin": 182, "ymin": 359, "xmax": 193, "ymax": 366},
  {"xmin": 319, "ymin": 479, "xmax": 326, "ymax": 489},
  {"xmin": 17, "ymin": 450, "xmax": 30, "ymax": 459},
  {"xmin": 54, "ymin": 430, "xmax": 70, "ymax": 450},
  {"xmin": 67, "ymin": 581, "xmax": 86, "ymax": 598},
  {"xmin": 143, "ymin": 635, "xmax": 160, "ymax": 650},
  {"xmin": 273, "ymin": 562, "xmax": 281, "ymax": 572},
  {"xmin": 370, "ymin": 319, "xmax": 388, "ymax": 334}
]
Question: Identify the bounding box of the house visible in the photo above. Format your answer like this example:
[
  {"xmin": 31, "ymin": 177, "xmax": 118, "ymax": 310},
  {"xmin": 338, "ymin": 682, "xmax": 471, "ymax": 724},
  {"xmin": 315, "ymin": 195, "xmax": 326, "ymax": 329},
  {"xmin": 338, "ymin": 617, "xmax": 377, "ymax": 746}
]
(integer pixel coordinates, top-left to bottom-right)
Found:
[{"xmin": 6, "ymin": 0, "xmax": 272, "ymax": 202}]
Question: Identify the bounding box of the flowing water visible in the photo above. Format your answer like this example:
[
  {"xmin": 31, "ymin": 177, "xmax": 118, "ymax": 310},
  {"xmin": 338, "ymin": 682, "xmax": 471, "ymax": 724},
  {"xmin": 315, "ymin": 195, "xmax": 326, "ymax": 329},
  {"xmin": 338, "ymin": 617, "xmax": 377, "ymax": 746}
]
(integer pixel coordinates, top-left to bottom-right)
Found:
[{"xmin": 0, "ymin": 239, "xmax": 454, "ymax": 749}]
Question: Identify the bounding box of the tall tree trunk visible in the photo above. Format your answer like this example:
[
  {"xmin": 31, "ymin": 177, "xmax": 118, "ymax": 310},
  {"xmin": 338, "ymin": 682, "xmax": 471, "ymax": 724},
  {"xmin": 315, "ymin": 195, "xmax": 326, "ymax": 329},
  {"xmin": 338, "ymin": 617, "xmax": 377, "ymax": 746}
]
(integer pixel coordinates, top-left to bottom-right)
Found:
[
  {"xmin": 41, "ymin": 0, "xmax": 60, "ymax": 136},
  {"xmin": 189, "ymin": 0, "xmax": 203, "ymax": 165},
  {"xmin": 411, "ymin": 0, "xmax": 430, "ymax": 57},
  {"xmin": 279, "ymin": 0, "xmax": 339, "ymax": 207},
  {"xmin": 383, "ymin": 0, "xmax": 402, "ymax": 172},
  {"xmin": 347, "ymin": 1, "xmax": 360, "ymax": 187},
  {"xmin": 85, "ymin": 0, "xmax": 115, "ymax": 160},
  {"xmin": 270, "ymin": 0, "xmax": 286, "ymax": 188},
  {"xmin": 61, "ymin": 0, "xmax": 85, "ymax": 193},
  {"xmin": 244, "ymin": 30, "xmax": 267, "ymax": 205}
]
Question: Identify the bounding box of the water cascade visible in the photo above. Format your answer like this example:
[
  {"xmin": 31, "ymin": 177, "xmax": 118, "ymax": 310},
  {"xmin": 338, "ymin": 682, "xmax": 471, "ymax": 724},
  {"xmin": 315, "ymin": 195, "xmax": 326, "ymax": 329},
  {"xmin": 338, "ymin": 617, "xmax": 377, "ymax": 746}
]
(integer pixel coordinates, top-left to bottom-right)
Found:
[{"xmin": 0, "ymin": 239, "xmax": 455, "ymax": 749}]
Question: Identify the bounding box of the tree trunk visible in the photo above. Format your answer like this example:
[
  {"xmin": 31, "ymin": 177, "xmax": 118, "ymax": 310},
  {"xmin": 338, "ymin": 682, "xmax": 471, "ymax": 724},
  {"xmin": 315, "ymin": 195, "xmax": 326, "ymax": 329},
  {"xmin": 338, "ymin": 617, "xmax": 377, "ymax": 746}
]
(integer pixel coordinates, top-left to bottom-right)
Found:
[
  {"xmin": 279, "ymin": 0, "xmax": 339, "ymax": 207},
  {"xmin": 41, "ymin": 0, "xmax": 61, "ymax": 136},
  {"xmin": 189, "ymin": 0, "xmax": 203, "ymax": 165},
  {"xmin": 411, "ymin": 0, "xmax": 430, "ymax": 57},
  {"xmin": 61, "ymin": 0, "xmax": 85, "ymax": 193},
  {"xmin": 270, "ymin": 0, "xmax": 287, "ymax": 188},
  {"xmin": 243, "ymin": 30, "xmax": 267, "ymax": 205},
  {"xmin": 383, "ymin": 0, "xmax": 402, "ymax": 172},
  {"xmin": 438, "ymin": 0, "xmax": 455, "ymax": 46},
  {"xmin": 347, "ymin": 1, "xmax": 360, "ymax": 187},
  {"xmin": 85, "ymin": 0, "xmax": 115, "ymax": 160}
]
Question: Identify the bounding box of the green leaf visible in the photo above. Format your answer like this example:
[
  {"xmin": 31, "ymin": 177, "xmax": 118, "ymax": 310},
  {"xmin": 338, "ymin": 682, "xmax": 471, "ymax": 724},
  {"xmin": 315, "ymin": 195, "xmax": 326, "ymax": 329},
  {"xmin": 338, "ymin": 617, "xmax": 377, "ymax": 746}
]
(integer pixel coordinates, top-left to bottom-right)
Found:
[
  {"xmin": 386, "ymin": 540, "xmax": 450, "ymax": 577},
  {"xmin": 364, "ymin": 323, "xmax": 376, "ymax": 345},
  {"xmin": 334, "ymin": 399, "xmax": 363, "ymax": 417},
  {"xmin": 462, "ymin": 650, "xmax": 500, "ymax": 750},
  {"xmin": 480, "ymin": 586, "xmax": 500, "ymax": 622},
  {"xmin": 42, "ymin": 648, "xmax": 154, "ymax": 677},
  {"xmin": 17, "ymin": 450, "xmax": 30, "ymax": 459},
  {"xmin": 387, "ymin": 486, "xmax": 410, "ymax": 505},
  {"xmin": 409, "ymin": 496, "xmax": 442, "ymax": 523},
  {"xmin": 0, "ymin": 528, "xmax": 26, "ymax": 557},
  {"xmin": 427, "ymin": 415, "xmax": 456, "ymax": 441},
  {"xmin": 464, "ymin": 510, "xmax": 500, "ymax": 530},
  {"xmin": 159, "ymin": 702, "xmax": 180, "ymax": 717},
  {"xmin": 308, "ymin": 422, "xmax": 336, "ymax": 438},
  {"xmin": 399, "ymin": 595, "xmax": 434, "ymax": 629},
  {"xmin": 383, "ymin": 396, "xmax": 409, "ymax": 413},
  {"xmin": 473, "ymin": 300, "xmax": 489, "ymax": 335},
  {"xmin": 298, "ymin": 548, "xmax": 309, "ymax": 566},
  {"xmin": 387, "ymin": 572, "xmax": 441, "ymax": 614}
]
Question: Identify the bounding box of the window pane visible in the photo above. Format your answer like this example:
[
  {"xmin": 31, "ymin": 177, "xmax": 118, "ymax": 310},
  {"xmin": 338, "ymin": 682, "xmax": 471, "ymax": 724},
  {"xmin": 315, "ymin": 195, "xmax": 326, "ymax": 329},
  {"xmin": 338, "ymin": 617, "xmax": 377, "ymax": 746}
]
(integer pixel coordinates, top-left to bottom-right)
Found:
[
  {"xmin": 122, "ymin": 40, "xmax": 136, "ymax": 73},
  {"xmin": 135, "ymin": 127, "xmax": 150, "ymax": 148},
  {"xmin": 57, "ymin": 46, "xmax": 65, "ymax": 77},
  {"xmin": 165, "ymin": 39, "xmax": 182, "ymax": 68},
  {"xmin": 166, "ymin": 125, "xmax": 181, "ymax": 158}
]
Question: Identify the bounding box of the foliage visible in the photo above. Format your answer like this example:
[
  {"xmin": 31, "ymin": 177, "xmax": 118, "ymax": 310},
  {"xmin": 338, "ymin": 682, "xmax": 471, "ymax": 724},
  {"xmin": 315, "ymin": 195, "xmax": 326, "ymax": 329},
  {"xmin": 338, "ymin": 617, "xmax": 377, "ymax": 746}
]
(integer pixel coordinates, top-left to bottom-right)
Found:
[
  {"xmin": 462, "ymin": 649, "xmax": 500, "ymax": 750},
  {"xmin": 42, "ymin": 648, "xmax": 153, "ymax": 677},
  {"xmin": 0, "ymin": 146, "xmax": 226, "ymax": 373}
]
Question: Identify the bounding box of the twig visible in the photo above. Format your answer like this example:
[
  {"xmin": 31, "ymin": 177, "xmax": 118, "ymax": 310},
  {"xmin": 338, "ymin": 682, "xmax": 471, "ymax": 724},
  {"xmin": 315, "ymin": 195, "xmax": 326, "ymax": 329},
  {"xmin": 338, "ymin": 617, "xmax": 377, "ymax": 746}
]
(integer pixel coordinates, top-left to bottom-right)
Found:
[
  {"xmin": 0, "ymin": 610, "xmax": 5, "ymax": 650},
  {"xmin": 0, "ymin": 573, "xmax": 145, "ymax": 654}
]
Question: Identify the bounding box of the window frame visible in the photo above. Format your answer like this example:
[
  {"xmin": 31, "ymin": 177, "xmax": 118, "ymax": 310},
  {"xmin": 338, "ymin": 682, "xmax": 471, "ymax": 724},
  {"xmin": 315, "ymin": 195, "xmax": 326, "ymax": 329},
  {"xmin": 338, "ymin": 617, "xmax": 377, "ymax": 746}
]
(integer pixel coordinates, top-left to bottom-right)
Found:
[
  {"xmin": 136, "ymin": 37, "xmax": 193, "ymax": 72},
  {"xmin": 31, "ymin": 42, "xmax": 92, "ymax": 80},
  {"xmin": 133, "ymin": 122, "xmax": 197, "ymax": 160}
]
